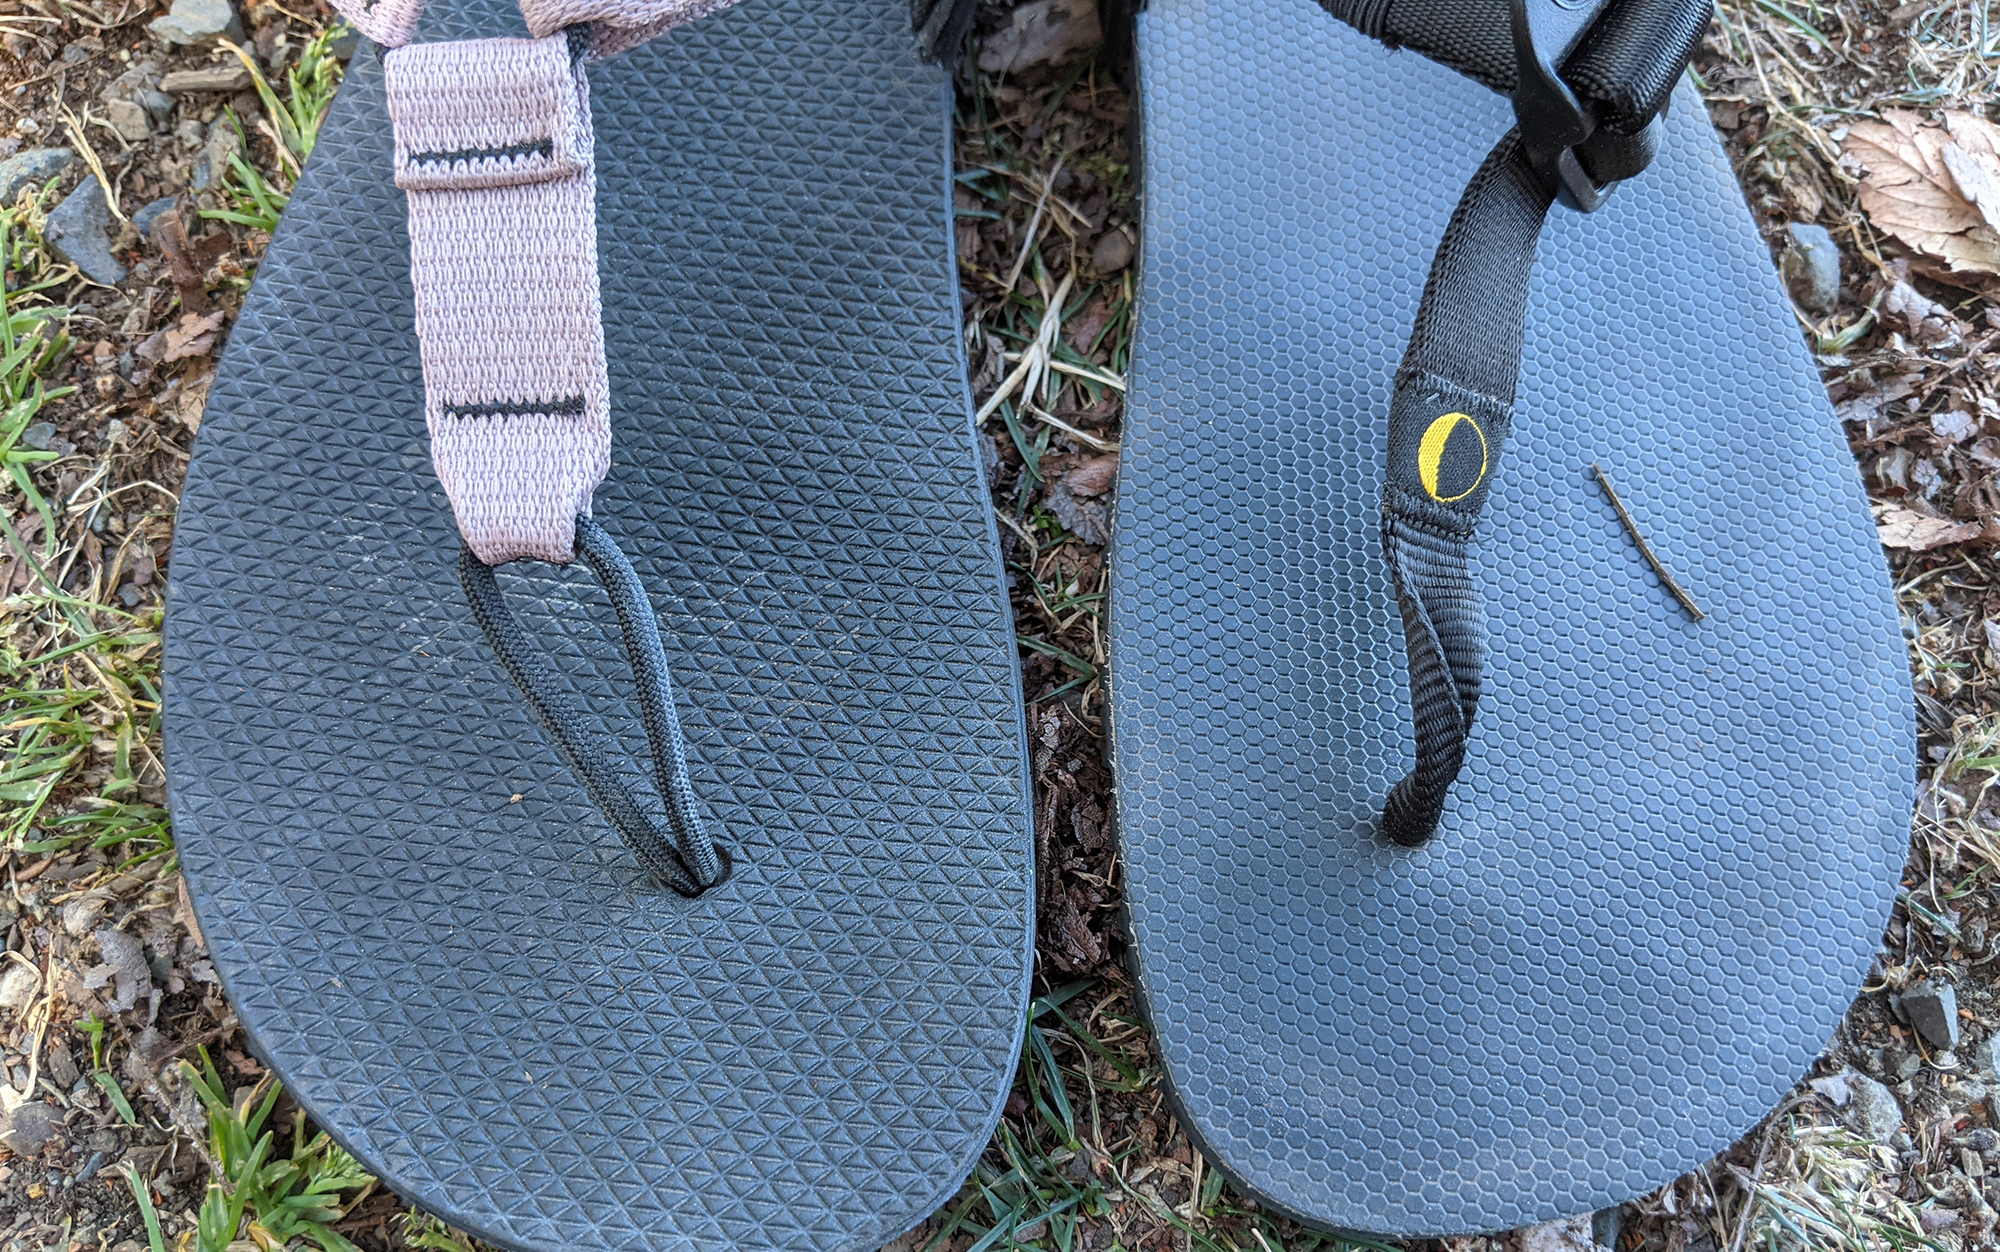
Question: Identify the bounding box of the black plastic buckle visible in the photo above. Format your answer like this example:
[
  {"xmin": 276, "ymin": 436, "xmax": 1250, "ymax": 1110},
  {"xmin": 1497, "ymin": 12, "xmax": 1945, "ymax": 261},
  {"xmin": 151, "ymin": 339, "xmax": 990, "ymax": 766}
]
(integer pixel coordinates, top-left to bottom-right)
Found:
[{"xmin": 1510, "ymin": 0, "xmax": 1616, "ymax": 211}]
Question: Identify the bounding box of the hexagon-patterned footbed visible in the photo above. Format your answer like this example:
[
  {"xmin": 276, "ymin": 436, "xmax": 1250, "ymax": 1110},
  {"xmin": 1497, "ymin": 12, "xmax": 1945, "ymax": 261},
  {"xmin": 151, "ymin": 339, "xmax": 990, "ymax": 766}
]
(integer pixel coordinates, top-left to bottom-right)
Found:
[
  {"xmin": 1109, "ymin": 0, "xmax": 1910, "ymax": 1237},
  {"xmin": 163, "ymin": 2, "xmax": 1034, "ymax": 1250}
]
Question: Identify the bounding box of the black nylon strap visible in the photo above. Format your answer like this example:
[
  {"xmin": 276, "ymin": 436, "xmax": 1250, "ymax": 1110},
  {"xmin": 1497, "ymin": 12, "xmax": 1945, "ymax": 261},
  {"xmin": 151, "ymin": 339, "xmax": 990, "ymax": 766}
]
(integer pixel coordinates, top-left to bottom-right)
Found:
[
  {"xmin": 462, "ymin": 516, "xmax": 725, "ymax": 894},
  {"xmin": 1312, "ymin": 0, "xmax": 1710, "ymax": 133},
  {"xmin": 1379, "ymin": 131, "xmax": 1554, "ymax": 847}
]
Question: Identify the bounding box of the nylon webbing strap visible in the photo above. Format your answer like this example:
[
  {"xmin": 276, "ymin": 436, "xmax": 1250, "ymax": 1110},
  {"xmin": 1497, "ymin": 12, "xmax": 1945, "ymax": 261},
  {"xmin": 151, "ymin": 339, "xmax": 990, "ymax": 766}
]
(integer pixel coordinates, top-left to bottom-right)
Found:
[
  {"xmin": 1379, "ymin": 133, "xmax": 1553, "ymax": 847},
  {"xmin": 387, "ymin": 33, "xmax": 607, "ymax": 565},
  {"xmin": 329, "ymin": 0, "xmax": 736, "ymax": 564},
  {"xmin": 1363, "ymin": 0, "xmax": 1712, "ymax": 846},
  {"xmin": 1312, "ymin": 0, "xmax": 1710, "ymax": 135}
]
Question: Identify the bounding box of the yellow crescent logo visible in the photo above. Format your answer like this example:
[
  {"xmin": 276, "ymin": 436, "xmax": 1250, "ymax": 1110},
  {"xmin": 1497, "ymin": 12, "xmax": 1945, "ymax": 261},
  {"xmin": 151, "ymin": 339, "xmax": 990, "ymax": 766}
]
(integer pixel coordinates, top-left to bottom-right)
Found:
[{"xmin": 1418, "ymin": 412, "xmax": 1489, "ymax": 503}]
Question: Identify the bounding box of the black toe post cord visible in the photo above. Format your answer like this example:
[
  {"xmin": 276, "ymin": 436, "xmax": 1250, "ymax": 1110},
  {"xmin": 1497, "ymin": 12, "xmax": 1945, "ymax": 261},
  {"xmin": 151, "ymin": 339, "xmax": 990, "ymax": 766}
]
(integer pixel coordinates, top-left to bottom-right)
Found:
[
  {"xmin": 457, "ymin": 9, "xmax": 980, "ymax": 894},
  {"xmin": 1314, "ymin": 0, "xmax": 1714, "ymax": 846},
  {"xmin": 462, "ymin": 517, "xmax": 725, "ymax": 897}
]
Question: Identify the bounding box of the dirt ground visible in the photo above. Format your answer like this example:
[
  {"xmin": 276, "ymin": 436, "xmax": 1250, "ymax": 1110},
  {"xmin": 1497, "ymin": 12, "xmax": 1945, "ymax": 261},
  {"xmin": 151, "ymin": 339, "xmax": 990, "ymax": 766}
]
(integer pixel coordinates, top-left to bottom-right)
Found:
[{"xmin": 0, "ymin": 0, "xmax": 1990, "ymax": 1249}]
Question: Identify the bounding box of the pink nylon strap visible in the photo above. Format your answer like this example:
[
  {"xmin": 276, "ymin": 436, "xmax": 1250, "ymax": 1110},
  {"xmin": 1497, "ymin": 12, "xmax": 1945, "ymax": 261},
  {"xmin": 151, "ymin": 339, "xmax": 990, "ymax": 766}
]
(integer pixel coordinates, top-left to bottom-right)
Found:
[{"xmin": 333, "ymin": 0, "xmax": 735, "ymax": 564}]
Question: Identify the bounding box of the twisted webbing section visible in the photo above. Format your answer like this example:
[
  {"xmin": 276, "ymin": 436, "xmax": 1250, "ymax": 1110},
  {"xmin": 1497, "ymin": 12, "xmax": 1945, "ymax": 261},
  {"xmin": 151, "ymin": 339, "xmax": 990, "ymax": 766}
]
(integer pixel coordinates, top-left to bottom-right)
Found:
[{"xmin": 1379, "ymin": 132, "xmax": 1554, "ymax": 846}]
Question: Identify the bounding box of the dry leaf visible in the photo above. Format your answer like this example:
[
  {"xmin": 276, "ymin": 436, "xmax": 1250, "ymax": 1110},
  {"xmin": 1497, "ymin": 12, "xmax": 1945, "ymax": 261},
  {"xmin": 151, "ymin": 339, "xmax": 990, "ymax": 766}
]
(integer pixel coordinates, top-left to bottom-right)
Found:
[
  {"xmin": 1878, "ymin": 506, "xmax": 1984, "ymax": 550},
  {"xmin": 1844, "ymin": 110, "xmax": 2000, "ymax": 276},
  {"xmin": 1935, "ymin": 409, "xmax": 1980, "ymax": 442},
  {"xmin": 1880, "ymin": 278, "xmax": 1963, "ymax": 347},
  {"xmin": 161, "ymin": 311, "xmax": 225, "ymax": 363}
]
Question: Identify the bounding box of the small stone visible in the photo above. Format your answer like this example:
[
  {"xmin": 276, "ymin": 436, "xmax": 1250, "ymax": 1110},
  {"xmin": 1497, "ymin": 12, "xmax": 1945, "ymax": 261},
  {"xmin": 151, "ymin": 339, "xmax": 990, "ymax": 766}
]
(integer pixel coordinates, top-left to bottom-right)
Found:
[
  {"xmin": 103, "ymin": 98, "xmax": 150, "ymax": 143},
  {"xmin": 174, "ymin": 118, "xmax": 204, "ymax": 151},
  {"xmin": 1959, "ymin": 1128, "xmax": 2000, "ymax": 1153},
  {"xmin": 1907, "ymin": 980, "xmax": 1962, "ymax": 1049},
  {"xmin": 1939, "ymin": 1048, "xmax": 1962, "ymax": 1070},
  {"xmin": 1895, "ymin": 1050, "xmax": 1924, "ymax": 1083},
  {"xmin": 42, "ymin": 1045, "xmax": 77, "ymax": 1090},
  {"xmin": 17, "ymin": 422, "xmax": 53, "ymax": 452},
  {"xmin": 1811, "ymin": 1071, "xmax": 1854, "ymax": 1105},
  {"xmin": 141, "ymin": 90, "xmax": 176, "ymax": 122},
  {"xmin": 0, "ymin": 147, "xmax": 73, "ymax": 204},
  {"xmin": 1840, "ymin": 1068, "xmax": 1905, "ymax": 1141},
  {"xmin": 130, "ymin": 196, "xmax": 177, "ymax": 241},
  {"xmin": 0, "ymin": 964, "xmax": 35, "ymax": 1013},
  {"xmin": 1951, "ymin": 1078, "xmax": 1990, "ymax": 1111},
  {"xmin": 0, "ymin": 1101, "xmax": 56, "ymax": 1155},
  {"xmin": 1972, "ymin": 1034, "xmax": 2000, "ymax": 1076},
  {"xmin": 190, "ymin": 121, "xmax": 241, "ymax": 193},
  {"xmin": 1782, "ymin": 222, "xmax": 1842, "ymax": 316},
  {"xmin": 45, "ymin": 176, "xmax": 129, "ymax": 285},
  {"xmin": 160, "ymin": 62, "xmax": 252, "ymax": 94},
  {"xmin": 1921, "ymin": 1209, "xmax": 1962, "ymax": 1233},
  {"xmin": 1092, "ymin": 228, "xmax": 1133, "ymax": 273},
  {"xmin": 147, "ymin": 0, "xmax": 244, "ymax": 47}
]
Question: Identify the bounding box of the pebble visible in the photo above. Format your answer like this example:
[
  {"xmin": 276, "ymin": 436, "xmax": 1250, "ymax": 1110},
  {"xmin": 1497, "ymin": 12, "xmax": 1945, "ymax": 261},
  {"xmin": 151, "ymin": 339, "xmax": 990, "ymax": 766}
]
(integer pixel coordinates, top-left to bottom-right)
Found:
[
  {"xmin": 104, "ymin": 98, "xmax": 151, "ymax": 143},
  {"xmin": 0, "ymin": 147, "xmax": 73, "ymax": 203},
  {"xmin": 1972, "ymin": 1034, "xmax": 2000, "ymax": 1076},
  {"xmin": 1906, "ymin": 979, "xmax": 1961, "ymax": 1048},
  {"xmin": 1839, "ymin": 1068, "xmax": 1905, "ymax": 1141},
  {"xmin": 0, "ymin": 964, "xmax": 35, "ymax": 1012},
  {"xmin": 162, "ymin": 62, "xmax": 252, "ymax": 94},
  {"xmin": 1092, "ymin": 227, "xmax": 1133, "ymax": 273},
  {"xmin": 0, "ymin": 1102, "xmax": 55, "ymax": 1155},
  {"xmin": 42, "ymin": 1044, "xmax": 76, "ymax": 1090},
  {"xmin": 18, "ymin": 422, "xmax": 54, "ymax": 453},
  {"xmin": 1895, "ymin": 1050, "xmax": 1923, "ymax": 1082},
  {"xmin": 44, "ymin": 176, "xmax": 128, "ymax": 285},
  {"xmin": 1959, "ymin": 1128, "xmax": 2000, "ymax": 1153},
  {"xmin": 131, "ymin": 197, "xmax": 178, "ymax": 241},
  {"xmin": 1920, "ymin": 1208, "xmax": 1962, "ymax": 1233},
  {"xmin": 1783, "ymin": 222, "xmax": 1841, "ymax": 315},
  {"xmin": 147, "ymin": 0, "xmax": 244, "ymax": 47},
  {"xmin": 190, "ymin": 120, "xmax": 241, "ymax": 193}
]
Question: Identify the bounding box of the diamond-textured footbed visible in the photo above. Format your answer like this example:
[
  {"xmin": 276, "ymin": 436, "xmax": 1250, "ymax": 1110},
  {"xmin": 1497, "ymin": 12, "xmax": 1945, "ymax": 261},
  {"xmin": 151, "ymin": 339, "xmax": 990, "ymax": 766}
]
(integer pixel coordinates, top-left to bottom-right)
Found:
[
  {"xmin": 1108, "ymin": 0, "xmax": 1909, "ymax": 1237},
  {"xmin": 163, "ymin": 2, "xmax": 1034, "ymax": 1249}
]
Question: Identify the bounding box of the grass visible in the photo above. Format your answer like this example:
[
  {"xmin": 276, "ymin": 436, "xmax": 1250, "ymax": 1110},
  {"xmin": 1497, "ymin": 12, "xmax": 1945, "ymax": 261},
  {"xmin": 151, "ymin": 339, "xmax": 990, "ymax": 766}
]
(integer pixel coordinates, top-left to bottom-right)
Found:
[
  {"xmin": 180, "ymin": 1049, "xmax": 376, "ymax": 1252},
  {"xmin": 204, "ymin": 23, "xmax": 349, "ymax": 232}
]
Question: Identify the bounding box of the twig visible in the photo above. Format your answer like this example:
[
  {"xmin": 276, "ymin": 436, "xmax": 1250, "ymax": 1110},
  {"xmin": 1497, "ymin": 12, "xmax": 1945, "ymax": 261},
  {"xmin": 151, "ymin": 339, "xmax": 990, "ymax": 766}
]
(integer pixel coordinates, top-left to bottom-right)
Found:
[{"xmin": 1591, "ymin": 463, "xmax": 1707, "ymax": 622}]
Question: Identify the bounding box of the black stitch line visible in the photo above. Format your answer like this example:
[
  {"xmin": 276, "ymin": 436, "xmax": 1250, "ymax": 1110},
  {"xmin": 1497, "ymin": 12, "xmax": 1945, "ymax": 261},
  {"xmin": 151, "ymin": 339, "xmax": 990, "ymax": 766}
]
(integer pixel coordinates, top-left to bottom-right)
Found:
[
  {"xmin": 408, "ymin": 137, "xmax": 554, "ymax": 167},
  {"xmin": 443, "ymin": 396, "xmax": 588, "ymax": 421}
]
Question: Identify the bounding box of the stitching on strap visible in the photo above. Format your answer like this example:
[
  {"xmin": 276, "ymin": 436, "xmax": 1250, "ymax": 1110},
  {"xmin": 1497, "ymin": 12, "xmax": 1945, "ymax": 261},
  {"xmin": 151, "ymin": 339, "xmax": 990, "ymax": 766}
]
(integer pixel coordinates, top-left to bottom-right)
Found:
[{"xmin": 442, "ymin": 397, "xmax": 589, "ymax": 421}]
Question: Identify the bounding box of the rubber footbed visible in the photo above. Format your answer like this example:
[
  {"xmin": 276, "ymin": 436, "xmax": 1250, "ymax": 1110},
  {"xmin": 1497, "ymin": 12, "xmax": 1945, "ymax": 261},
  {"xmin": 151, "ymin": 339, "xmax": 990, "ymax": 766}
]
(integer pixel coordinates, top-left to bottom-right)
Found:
[
  {"xmin": 1109, "ymin": 0, "xmax": 1909, "ymax": 1236},
  {"xmin": 163, "ymin": 3, "xmax": 1034, "ymax": 1249}
]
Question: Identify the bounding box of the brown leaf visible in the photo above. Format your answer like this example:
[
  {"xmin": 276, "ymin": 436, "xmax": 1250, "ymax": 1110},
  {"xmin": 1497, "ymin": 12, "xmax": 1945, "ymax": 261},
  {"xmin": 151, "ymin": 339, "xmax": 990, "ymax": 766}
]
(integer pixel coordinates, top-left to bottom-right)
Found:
[
  {"xmin": 1844, "ymin": 110, "xmax": 2000, "ymax": 277},
  {"xmin": 1880, "ymin": 278, "xmax": 1963, "ymax": 348},
  {"xmin": 1064, "ymin": 454, "xmax": 1118, "ymax": 498},
  {"xmin": 1879, "ymin": 505, "xmax": 1984, "ymax": 550},
  {"xmin": 160, "ymin": 311, "xmax": 225, "ymax": 363}
]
